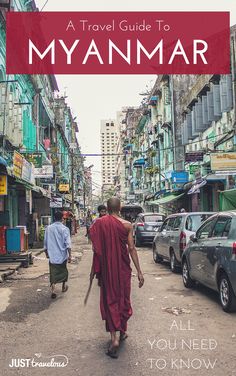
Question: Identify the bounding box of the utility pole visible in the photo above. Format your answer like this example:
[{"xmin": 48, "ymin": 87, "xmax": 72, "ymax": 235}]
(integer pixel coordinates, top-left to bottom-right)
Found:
[
  {"xmin": 169, "ymin": 75, "xmax": 176, "ymax": 171},
  {"xmin": 71, "ymin": 148, "xmax": 75, "ymax": 213},
  {"xmin": 83, "ymin": 182, "xmax": 86, "ymax": 215}
]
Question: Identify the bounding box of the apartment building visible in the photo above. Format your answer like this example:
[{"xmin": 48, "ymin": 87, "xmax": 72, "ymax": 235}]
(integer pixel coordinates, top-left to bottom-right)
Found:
[{"xmin": 100, "ymin": 119, "xmax": 118, "ymax": 194}]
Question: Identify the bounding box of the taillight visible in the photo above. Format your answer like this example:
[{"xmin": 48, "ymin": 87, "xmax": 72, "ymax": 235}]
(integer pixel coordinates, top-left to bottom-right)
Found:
[
  {"xmin": 232, "ymin": 242, "xmax": 236, "ymax": 256},
  {"xmin": 180, "ymin": 231, "xmax": 187, "ymax": 251},
  {"xmin": 137, "ymin": 222, "xmax": 144, "ymax": 227}
]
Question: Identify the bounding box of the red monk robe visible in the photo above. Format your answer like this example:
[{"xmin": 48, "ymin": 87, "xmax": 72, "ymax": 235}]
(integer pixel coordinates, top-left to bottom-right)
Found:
[{"xmin": 90, "ymin": 215, "xmax": 133, "ymax": 333}]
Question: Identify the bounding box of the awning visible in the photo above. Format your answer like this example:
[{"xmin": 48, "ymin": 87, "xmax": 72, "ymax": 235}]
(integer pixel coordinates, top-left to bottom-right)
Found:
[
  {"xmin": 219, "ymin": 189, "xmax": 236, "ymax": 211},
  {"xmin": 136, "ymin": 115, "xmax": 148, "ymax": 134},
  {"xmin": 0, "ymin": 156, "xmax": 7, "ymax": 167},
  {"xmin": 187, "ymin": 179, "xmax": 207, "ymax": 195},
  {"xmin": 147, "ymin": 193, "xmax": 185, "ymax": 206},
  {"xmin": 133, "ymin": 158, "xmax": 145, "ymax": 167}
]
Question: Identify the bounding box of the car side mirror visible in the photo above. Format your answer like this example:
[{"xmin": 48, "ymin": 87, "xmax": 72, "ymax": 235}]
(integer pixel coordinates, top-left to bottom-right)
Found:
[{"xmin": 190, "ymin": 234, "xmax": 198, "ymax": 242}]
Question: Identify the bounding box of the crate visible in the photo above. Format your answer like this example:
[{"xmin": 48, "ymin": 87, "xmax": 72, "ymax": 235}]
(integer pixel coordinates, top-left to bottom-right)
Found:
[{"xmin": 6, "ymin": 228, "xmax": 25, "ymax": 253}]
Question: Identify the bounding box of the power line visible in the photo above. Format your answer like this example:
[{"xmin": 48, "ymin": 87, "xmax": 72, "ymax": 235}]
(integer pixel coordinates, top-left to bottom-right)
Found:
[{"xmin": 4, "ymin": 129, "xmax": 235, "ymax": 158}]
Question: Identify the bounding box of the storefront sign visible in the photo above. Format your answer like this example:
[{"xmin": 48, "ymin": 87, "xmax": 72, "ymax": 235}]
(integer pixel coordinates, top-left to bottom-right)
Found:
[
  {"xmin": 24, "ymin": 153, "xmax": 42, "ymax": 168},
  {"xmin": 26, "ymin": 189, "xmax": 32, "ymax": 214},
  {"xmin": 13, "ymin": 151, "xmax": 23, "ymax": 178},
  {"xmin": 34, "ymin": 165, "xmax": 53, "ymax": 178},
  {"xmin": 189, "ymin": 165, "xmax": 200, "ymax": 175},
  {"xmin": 58, "ymin": 184, "xmax": 70, "ymax": 193},
  {"xmin": 0, "ymin": 175, "xmax": 7, "ymax": 195},
  {"xmin": 185, "ymin": 152, "xmax": 204, "ymax": 163},
  {"xmin": 171, "ymin": 171, "xmax": 189, "ymax": 184},
  {"xmin": 21, "ymin": 159, "xmax": 32, "ymax": 183},
  {"xmin": 50, "ymin": 197, "xmax": 63, "ymax": 208},
  {"xmin": 211, "ymin": 153, "xmax": 236, "ymax": 171}
]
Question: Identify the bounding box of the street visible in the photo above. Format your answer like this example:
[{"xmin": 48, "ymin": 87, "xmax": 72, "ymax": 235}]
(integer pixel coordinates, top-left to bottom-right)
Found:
[{"xmin": 0, "ymin": 231, "xmax": 236, "ymax": 376}]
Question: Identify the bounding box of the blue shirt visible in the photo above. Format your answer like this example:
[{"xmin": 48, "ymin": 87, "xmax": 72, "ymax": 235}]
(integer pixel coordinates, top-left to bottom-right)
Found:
[{"xmin": 44, "ymin": 222, "xmax": 71, "ymax": 264}]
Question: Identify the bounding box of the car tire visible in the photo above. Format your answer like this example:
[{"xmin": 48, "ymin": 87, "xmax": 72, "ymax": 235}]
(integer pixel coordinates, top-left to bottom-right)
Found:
[
  {"xmin": 219, "ymin": 273, "xmax": 236, "ymax": 313},
  {"xmin": 153, "ymin": 245, "xmax": 163, "ymax": 264},
  {"xmin": 182, "ymin": 259, "xmax": 195, "ymax": 288},
  {"xmin": 170, "ymin": 250, "xmax": 178, "ymax": 273},
  {"xmin": 135, "ymin": 235, "xmax": 142, "ymax": 247}
]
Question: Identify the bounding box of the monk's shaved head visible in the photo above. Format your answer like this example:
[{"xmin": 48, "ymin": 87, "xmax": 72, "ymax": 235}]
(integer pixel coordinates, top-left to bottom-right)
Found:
[{"xmin": 107, "ymin": 197, "xmax": 121, "ymax": 214}]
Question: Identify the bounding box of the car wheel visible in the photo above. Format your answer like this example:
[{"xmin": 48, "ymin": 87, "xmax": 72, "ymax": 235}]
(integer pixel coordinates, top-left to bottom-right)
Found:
[
  {"xmin": 170, "ymin": 250, "xmax": 178, "ymax": 273},
  {"xmin": 153, "ymin": 245, "xmax": 163, "ymax": 264},
  {"xmin": 182, "ymin": 259, "xmax": 195, "ymax": 288},
  {"xmin": 219, "ymin": 273, "xmax": 236, "ymax": 313},
  {"xmin": 135, "ymin": 235, "xmax": 141, "ymax": 247}
]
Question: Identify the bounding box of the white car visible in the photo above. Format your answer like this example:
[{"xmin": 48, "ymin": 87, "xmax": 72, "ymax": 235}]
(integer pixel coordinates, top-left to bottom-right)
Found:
[{"xmin": 153, "ymin": 212, "xmax": 214, "ymax": 272}]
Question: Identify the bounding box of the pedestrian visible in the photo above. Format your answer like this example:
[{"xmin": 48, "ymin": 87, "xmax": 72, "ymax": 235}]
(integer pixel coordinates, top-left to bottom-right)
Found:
[
  {"xmin": 89, "ymin": 197, "xmax": 144, "ymax": 358},
  {"xmin": 85, "ymin": 210, "xmax": 93, "ymax": 238},
  {"xmin": 44, "ymin": 211, "xmax": 72, "ymax": 299},
  {"xmin": 97, "ymin": 204, "xmax": 107, "ymax": 218}
]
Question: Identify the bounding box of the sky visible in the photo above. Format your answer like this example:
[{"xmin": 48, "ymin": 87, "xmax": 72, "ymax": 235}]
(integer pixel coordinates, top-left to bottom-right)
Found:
[{"xmin": 35, "ymin": 0, "xmax": 236, "ymax": 191}]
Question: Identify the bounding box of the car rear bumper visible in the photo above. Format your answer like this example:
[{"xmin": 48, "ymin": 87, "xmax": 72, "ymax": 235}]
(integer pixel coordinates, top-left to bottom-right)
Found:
[{"xmin": 138, "ymin": 232, "xmax": 157, "ymax": 243}]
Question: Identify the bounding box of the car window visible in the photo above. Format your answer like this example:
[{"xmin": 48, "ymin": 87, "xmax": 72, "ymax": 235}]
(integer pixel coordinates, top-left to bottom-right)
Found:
[
  {"xmin": 161, "ymin": 219, "xmax": 169, "ymax": 231},
  {"xmin": 185, "ymin": 214, "xmax": 213, "ymax": 232},
  {"xmin": 197, "ymin": 218, "xmax": 217, "ymax": 239},
  {"xmin": 144, "ymin": 215, "xmax": 164, "ymax": 222},
  {"xmin": 212, "ymin": 217, "xmax": 232, "ymax": 238},
  {"xmin": 167, "ymin": 217, "xmax": 176, "ymax": 230},
  {"xmin": 173, "ymin": 216, "xmax": 182, "ymax": 230}
]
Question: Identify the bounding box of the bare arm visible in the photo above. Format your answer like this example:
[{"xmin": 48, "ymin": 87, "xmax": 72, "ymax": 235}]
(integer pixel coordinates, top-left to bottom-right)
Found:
[{"xmin": 127, "ymin": 224, "xmax": 144, "ymax": 288}]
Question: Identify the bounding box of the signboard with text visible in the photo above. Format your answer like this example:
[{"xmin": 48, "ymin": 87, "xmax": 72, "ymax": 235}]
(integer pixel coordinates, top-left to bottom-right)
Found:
[
  {"xmin": 34, "ymin": 165, "xmax": 53, "ymax": 178},
  {"xmin": 24, "ymin": 153, "xmax": 42, "ymax": 168},
  {"xmin": 211, "ymin": 153, "xmax": 236, "ymax": 171},
  {"xmin": 13, "ymin": 151, "xmax": 23, "ymax": 178},
  {"xmin": 58, "ymin": 184, "xmax": 70, "ymax": 193},
  {"xmin": 185, "ymin": 152, "xmax": 204, "ymax": 163},
  {"xmin": 50, "ymin": 197, "xmax": 63, "ymax": 208},
  {"xmin": 0, "ymin": 175, "xmax": 7, "ymax": 195}
]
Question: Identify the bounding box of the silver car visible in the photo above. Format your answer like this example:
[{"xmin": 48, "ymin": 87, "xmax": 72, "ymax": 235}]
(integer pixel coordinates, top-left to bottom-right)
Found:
[
  {"xmin": 182, "ymin": 211, "xmax": 236, "ymax": 312},
  {"xmin": 134, "ymin": 213, "xmax": 165, "ymax": 247},
  {"xmin": 153, "ymin": 212, "xmax": 214, "ymax": 272}
]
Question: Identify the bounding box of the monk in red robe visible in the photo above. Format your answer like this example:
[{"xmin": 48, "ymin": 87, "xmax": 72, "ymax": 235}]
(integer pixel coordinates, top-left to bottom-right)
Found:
[{"xmin": 89, "ymin": 197, "xmax": 144, "ymax": 358}]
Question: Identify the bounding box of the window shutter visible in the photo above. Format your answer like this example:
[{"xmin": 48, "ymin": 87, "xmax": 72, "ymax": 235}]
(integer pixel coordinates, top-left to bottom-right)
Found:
[
  {"xmin": 220, "ymin": 75, "xmax": 228, "ymax": 112},
  {"xmin": 191, "ymin": 106, "xmax": 199, "ymax": 137},
  {"xmin": 207, "ymin": 91, "xmax": 214, "ymax": 122},
  {"xmin": 226, "ymin": 74, "xmax": 233, "ymax": 110},
  {"xmin": 212, "ymin": 84, "xmax": 221, "ymax": 119},
  {"xmin": 195, "ymin": 101, "xmax": 204, "ymax": 132},
  {"xmin": 186, "ymin": 113, "xmax": 193, "ymax": 139},
  {"xmin": 202, "ymin": 95, "xmax": 209, "ymax": 128},
  {"xmin": 182, "ymin": 120, "xmax": 188, "ymax": 145}
]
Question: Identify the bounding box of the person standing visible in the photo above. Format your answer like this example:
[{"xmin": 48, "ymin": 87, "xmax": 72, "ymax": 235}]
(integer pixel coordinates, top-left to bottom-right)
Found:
[
  {"xmin": 44, "ymin": 211, "xmax": 72, "ymax": 299},
  {"xmin": 89, "ymin": 197, "xmax": 144, "ymax": 358},
  {"xmin": 97, "ymin": 204, "xmax": 107, "ymax": 218}
]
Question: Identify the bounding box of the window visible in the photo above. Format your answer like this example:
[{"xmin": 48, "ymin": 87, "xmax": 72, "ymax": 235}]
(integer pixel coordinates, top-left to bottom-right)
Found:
[
  {"xmin": 212, "ymin": 217, "xmax": 232, "ymax": 238},
  {"xmin": 166, "ymin": 217, "xmax": 176, "ymax": 230},
  {"xmin": 185, "ymin": 214, "xmax": 213, "ymax": 232},
  {"xmin": 173, "ymin": 216, "xmax": 182, "ymax": 230},
  {"xmin": 161, "ymin": 219, "xmax": 169, "ymax": 231},
  {"xmin": 197, "ymin": 218, "xmax": 217, "ymax": 239}
]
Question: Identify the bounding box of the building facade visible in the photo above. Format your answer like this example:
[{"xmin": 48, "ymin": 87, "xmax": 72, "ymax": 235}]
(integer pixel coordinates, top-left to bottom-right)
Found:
[{"xmin": 100, "ymin": 119, "xmax": 118, "ymax": 198}]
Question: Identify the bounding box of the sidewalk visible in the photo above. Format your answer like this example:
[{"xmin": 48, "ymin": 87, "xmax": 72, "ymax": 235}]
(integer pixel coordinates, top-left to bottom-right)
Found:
[{"xmin": 0, "ymin": 229, "xmax": 87, "ymax": 283}]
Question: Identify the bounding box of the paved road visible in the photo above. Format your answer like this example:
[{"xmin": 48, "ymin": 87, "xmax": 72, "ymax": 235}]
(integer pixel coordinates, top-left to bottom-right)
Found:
[{"xmin": 0, "ymin": 232, "xmax": 236, "ymax": 376}]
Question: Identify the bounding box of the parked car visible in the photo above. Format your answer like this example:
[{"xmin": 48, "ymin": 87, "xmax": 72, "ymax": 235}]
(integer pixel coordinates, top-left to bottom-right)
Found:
[
  {"xmin": 121, "ymin": 204, "xmax": 143, "ymax": 222},
  {"xmin": 133, "ymin": 213, "xmax": 166, "ymax": 247},
  {"xmin": 182, "ymin": 211, "xmax": 236, "ymax": 312},
  {"xmin": 153, "ymin": 212, "xmax": 214, "ymax": 272}
]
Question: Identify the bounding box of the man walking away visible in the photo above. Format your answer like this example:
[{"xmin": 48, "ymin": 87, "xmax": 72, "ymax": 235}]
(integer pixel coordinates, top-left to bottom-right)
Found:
[
  {"xmin": 44, "ymin": 211, "xmax": 72, "ymax": 299},
  {"xmin": 90, "ymin": 197, "xmax": 144, "ymax": 358}
]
